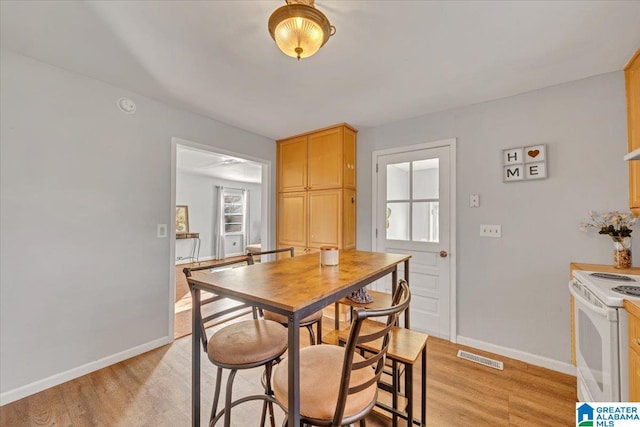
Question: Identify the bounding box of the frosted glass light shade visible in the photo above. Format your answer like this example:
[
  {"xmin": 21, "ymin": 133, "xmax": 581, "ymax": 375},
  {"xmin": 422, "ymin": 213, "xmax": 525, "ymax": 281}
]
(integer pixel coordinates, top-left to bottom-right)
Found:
[{"xmin": 268, "ymin": 2, "xmax": 334, "ymax": 60}]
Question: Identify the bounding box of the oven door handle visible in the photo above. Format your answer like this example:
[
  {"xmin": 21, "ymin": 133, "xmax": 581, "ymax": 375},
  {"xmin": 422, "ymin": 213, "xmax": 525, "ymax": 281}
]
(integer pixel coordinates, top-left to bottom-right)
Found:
[{"xmin": 568, "ymin": 280, "xmax": 612, "ymax": 319}]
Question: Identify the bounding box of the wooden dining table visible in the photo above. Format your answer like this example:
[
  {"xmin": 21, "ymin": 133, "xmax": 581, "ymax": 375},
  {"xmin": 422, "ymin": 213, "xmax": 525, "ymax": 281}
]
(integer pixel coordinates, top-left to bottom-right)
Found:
[{"xmin": 187, "ymin": 249, "xmax": 411, "ymax": 427}]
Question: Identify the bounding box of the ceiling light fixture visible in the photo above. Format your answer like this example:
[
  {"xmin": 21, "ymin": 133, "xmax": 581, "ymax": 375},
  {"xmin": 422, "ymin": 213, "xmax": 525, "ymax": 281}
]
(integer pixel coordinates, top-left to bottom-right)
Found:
[{"xmin": 268, "ymin": 0, "xmax": 335, "ymax": 60}]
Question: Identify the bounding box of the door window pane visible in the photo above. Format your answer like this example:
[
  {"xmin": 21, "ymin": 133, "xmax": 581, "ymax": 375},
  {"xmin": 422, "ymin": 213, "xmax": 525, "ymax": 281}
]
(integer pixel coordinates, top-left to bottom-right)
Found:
[
  {"xmin": 386, "ymin": 202, "xmax": 409, "ymax": 241},
  {"xmin": 387, "ymin": 163, "xmax": 410, "ymax": 200},
  {"xmin": 412, "ymin": 159, "xmax": 439, "ymax": 200},
  {"xmin": 412, "ymin": 202, "xmax": 439, "ymax": 242}
]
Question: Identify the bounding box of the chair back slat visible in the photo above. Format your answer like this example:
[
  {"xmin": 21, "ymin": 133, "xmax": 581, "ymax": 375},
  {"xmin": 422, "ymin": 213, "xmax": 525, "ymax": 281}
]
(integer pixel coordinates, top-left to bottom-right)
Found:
[
  {"xmin": 332, "ymin": 279, "xmax": 411, "ymax": 425},
  {"xmin": 247, "ymin": 246, "xmax": 294, "ymax": 263},
  {"xmin": 201, "ymin": 303, "xmax": 252, "ymax": 325},
  {"xmin": 183, "ymin": 256, "xmax": 255, "ymax": 350},
  {"xmin": 356, "ymin": 326, "xmax": 392, "ymax": 344}
]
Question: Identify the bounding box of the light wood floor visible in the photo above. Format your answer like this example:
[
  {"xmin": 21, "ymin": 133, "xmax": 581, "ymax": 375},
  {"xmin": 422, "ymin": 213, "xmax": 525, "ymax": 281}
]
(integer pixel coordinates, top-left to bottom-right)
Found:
[{"xmin": 0, "ymin": 313, "xmax": 577, "ymax": 427}]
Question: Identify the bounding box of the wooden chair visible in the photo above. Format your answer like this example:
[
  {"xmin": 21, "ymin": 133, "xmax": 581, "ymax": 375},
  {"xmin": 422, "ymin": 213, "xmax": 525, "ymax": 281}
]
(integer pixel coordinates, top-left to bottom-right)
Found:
[
  {"xmin": 327, "ymin": 281, "xmax": 428, "ymax": 426},
  {"xmin": 247, "ymin": 247, "xmax": 323, "ymax": 345},
  {"xmin": 184, "ymin": 257, "xmax": 288, "ymax": 427},
  {"xmin": 271, "ymin": 280, "xmax": 411, "ymax": 427}
]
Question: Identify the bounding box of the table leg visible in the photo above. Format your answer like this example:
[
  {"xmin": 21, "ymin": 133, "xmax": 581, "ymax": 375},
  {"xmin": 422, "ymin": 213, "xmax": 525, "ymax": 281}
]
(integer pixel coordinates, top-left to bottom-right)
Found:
[
  {"xmin": 287, "ymin": 314, "xmax": 301, "ymax": 427},
  {"xmin": 404, "ymin": 259, "xmax": 410, "ymax": 328},
  {"xmin": 406, "ymin": 364, "xmax": 413, "ymax": 426},
  {"xmin": 192, "ymin": 287, "xmax": 201, "ymax": 427},
  {"xmin": 421, "ymin": 346, "xmax": 427, "ymax": 426},
  {"xmin": 392, "ymin": 360, "xmax": 398, "ymax": 426},
  {"xmin": 392, "ymin": 268, "xmax": 398, "ymax": 295}
]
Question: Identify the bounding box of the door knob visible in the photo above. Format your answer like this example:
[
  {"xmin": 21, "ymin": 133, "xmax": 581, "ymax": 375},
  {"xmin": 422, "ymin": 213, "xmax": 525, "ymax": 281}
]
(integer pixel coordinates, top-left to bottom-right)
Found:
[{"xmin": 439, "ymin": 250, "xmax": 448, "ymax": 258}]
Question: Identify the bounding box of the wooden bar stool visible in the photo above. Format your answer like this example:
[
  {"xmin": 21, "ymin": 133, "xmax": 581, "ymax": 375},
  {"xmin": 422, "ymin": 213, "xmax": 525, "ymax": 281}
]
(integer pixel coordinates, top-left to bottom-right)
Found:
[{"xmin": 327, "ymin": 281, "xmax": 428, "ymax": 426}]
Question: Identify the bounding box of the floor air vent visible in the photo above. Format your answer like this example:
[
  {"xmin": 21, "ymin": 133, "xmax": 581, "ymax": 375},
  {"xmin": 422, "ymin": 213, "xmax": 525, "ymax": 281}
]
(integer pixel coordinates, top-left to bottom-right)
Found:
[{"xmin": 457, "ymin": 350, "xmax": 504, "ymax": 370}]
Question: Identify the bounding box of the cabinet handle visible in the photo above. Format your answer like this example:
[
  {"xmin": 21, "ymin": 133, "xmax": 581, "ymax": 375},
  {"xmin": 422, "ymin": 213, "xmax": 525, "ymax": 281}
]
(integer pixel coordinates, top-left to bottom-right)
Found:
[
  {"xmin": 637, "ymin": 338, "xmax": 640, "ymax": 346},
  {"xmin": 351, "ymin": 197, "xmax": 355, "ymax": 203}
]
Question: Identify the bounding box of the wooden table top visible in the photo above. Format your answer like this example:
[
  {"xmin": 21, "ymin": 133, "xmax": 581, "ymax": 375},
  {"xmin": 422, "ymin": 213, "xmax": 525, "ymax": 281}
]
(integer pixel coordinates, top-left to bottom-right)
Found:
[{"xmin": 187, "ymin": 250, "xmax": 410, "ymax": 315}]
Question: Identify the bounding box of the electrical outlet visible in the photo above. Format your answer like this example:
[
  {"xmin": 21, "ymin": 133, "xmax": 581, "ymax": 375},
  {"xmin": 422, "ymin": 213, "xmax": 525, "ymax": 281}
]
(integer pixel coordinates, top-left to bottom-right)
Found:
[
  {"xmin": 480, "ymin": 224, "xmax": 501, "ymax": 237},
  {"xmin": 157, "ymin": 224, "xmax": 168, "ymax": 238}
]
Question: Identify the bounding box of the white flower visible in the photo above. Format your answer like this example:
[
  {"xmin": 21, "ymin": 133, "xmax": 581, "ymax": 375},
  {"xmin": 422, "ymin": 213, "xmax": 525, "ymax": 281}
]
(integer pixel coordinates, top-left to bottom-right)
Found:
[{"xmin": 580, "ymin": 211, "xmax": 636, "ymax": 239}]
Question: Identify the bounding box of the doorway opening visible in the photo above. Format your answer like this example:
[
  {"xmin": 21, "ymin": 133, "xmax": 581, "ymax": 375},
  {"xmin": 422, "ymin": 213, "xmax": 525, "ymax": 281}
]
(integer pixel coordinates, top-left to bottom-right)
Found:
[{"xmin": 170, "ymin": 138, "xmax": 271, "ymax": 339}]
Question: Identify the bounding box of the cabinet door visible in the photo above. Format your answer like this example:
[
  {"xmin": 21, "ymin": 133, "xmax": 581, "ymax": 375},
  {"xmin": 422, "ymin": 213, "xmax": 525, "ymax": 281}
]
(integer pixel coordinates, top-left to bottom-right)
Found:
[
  {"xmin": 308, "ymin": 189, "xmax": 342, "ymax": 248},
  {"xmin": 631, "ymin": 348, "xmax": 640, "ymax": 402},
  {"xmin": 630, "ymin": 312, "xmax": 640, "ymax": 401},
  {"xmin": 278, "ymin": 136, "xmax": 307, "ymax": 192},
  {"xmin": 627, "ymin": 51, "xmax": 640, "ymax": 216},
  {"xmin": 343, "ymin": 189, "xmax": 356, "ymax": 249},
  {"xmin": 308, "ymin": 127, "xmax": 343, "ymax": 190},
  {"xmin": 343, "ymin": 127, "xmax": 357, "ymax": 189},
  {"xmin": 278, "ymin": 192, "xmax": 307, "ymax": 248}
]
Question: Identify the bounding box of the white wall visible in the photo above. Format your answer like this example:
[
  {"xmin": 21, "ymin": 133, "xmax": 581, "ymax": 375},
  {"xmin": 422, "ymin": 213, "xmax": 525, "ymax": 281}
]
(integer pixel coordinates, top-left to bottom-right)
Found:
[
  {"xmin": 357, "ymin": 71, "xmax": 633, "ymax": 368},
  {"xmin": 0, "ymin": 50, "xmax": 275, "ymax": 402},
  {"xmin": 175, "ymin": 171, "xmax": 262, "ymax": 261}
]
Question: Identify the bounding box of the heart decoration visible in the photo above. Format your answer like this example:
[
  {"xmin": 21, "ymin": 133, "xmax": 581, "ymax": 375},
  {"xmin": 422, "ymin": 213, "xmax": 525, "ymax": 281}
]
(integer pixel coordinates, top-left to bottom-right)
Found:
[{"xmin": 528, "ymin": 149, "xmax": 540, "ymax": 158}]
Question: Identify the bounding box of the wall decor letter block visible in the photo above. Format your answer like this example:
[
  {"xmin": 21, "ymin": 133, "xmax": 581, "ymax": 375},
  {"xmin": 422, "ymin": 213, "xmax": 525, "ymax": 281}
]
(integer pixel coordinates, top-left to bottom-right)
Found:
[
  {"xmin": 503, "ymin": 148, "xmax": 524, "ymax": 165},
  {"xmin": 502, "ymin": 144, "xmax": 547, "ymax": 183},
  {"xmin": 504, "ymin": 165, "xmax": 524, "ymax": 181}
]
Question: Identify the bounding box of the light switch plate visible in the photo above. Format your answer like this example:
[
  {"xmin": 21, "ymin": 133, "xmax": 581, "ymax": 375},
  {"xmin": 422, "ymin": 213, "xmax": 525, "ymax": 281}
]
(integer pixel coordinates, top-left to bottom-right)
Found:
[
  {"xmin": 470, "ymin": 194, "xmax": 480, "ymax": 207},
  {"xmin": 480, "ymin": 224, "xmax": 501, "ymax": 237},
  {"xmin": 157, "ymin": 224, "xmax": 167, "ymax": 238}
]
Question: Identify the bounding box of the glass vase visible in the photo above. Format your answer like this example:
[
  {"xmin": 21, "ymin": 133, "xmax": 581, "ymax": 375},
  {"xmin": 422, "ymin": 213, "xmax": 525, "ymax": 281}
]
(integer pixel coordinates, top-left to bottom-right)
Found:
[{"xmin": 613, "ymin": 237, "xmax": 632, "ymax": 269}]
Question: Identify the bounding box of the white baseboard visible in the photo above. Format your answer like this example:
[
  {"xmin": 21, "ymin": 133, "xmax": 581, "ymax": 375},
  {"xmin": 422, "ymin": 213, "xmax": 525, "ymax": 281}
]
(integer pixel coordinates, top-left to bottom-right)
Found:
[
  {"xmin": 456, "ymin": 335, "xmax": 576, "ymax": 376},
  {"xmin": 0, "ymin": 335, "xmax": 172, "ymax": 406}
]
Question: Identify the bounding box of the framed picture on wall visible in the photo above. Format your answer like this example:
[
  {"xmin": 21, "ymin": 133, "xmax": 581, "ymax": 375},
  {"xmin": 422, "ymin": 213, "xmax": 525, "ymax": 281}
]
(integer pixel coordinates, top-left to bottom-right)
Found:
[{"xmin": 176, "ymin": 205, "xmax": 189, "ymax": 234}]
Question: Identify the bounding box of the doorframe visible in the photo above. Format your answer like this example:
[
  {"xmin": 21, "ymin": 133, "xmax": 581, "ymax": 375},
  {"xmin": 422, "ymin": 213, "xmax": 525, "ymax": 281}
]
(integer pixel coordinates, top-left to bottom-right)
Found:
[
  {"xmin": 169, "ymin": 137, "xmax": 272, "ymax": 339},
  {"xmin": 371, "ymin": 138, "xmax": 457, "ymax": 343}
]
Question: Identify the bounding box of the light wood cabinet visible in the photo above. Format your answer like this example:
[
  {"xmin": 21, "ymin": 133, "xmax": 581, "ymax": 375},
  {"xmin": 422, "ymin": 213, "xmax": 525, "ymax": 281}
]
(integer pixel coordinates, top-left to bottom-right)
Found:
[
  {"xmin": 277, "ymin": 192, "xmax": 307, "ymax": 250},
  {"xmin": 308, "ymin": 189, "xmax": 342, "ymax": 248},
  {"xmin": 625, "ymin": 48, "xmax": 640, "ymax": 216},
  {"xmin": 343, "ymin": 189, "xmax": 356, "ymax": 249},
  {"xmin": 626, "ymin": 302, "xmax": 640, "ymax": 401},
  {"xmin": 277, "ymin": 136, "xmax": 307, "ymax": 193},
  {"xmin": 630, "ymin": 346, "xmax": 640, "ymax": 402},
  {"xmin": 278, "ymin": 123, "xmax": 357, "ymax": 193},
  {"xmin": 277, "ymin": 123, "xmax": 357, "ymax": 254}
]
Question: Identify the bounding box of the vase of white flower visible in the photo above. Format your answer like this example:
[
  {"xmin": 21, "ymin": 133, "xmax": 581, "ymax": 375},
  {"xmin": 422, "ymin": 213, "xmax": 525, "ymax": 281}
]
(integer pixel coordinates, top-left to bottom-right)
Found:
[
  {"xmin": 580, "ymin": 211, "xmax": 636, "ymax": 269},
  {"xmin": 613, "ymin": 236, "xmax": 632, "ymax": 269}
]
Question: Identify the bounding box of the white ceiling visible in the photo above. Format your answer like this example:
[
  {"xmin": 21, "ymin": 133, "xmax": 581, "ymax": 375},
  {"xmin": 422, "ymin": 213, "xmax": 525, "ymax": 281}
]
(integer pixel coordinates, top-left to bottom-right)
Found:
[
  {"xmin": 1, "ymin": 0, "xmax": 640, "ymax": 141},
  {"xmin": 177, "ymin": 146, "xmax": 262, "ymax": 183}
]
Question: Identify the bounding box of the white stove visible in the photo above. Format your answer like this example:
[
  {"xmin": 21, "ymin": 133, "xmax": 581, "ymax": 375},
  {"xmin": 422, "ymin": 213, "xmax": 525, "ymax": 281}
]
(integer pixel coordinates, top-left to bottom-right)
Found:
[
  {"xmin": 573, "ymin": 270, "xmax": 640, "ymax": 307},
  {"xmin": 569, "ymin": 270, "xmax": 640, "ymax": 402}
]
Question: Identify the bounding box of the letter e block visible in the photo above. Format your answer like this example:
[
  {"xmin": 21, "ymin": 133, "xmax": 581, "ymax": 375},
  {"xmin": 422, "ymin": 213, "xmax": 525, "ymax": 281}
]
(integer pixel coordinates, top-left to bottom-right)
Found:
[{"xmin": 525, "ymin": 162, "xmax": 547, "ymax": 180}]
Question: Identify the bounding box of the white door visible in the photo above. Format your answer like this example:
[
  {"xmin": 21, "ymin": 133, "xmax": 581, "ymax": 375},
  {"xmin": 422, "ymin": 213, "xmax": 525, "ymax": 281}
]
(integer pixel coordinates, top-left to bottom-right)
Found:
[{"xmin": 373, "ymin": 142, "xmax": 454, "ymax": 340}]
